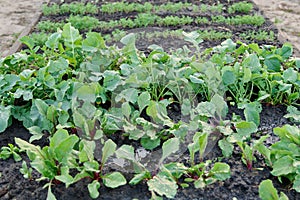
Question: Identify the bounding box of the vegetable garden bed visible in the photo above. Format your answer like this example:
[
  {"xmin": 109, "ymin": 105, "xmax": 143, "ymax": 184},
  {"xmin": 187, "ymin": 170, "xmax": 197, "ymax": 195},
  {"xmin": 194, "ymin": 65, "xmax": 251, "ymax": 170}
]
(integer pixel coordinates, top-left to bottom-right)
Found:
[{"xmin": 0, "ymin": 0, "xmax": 300, "ymax": 200}]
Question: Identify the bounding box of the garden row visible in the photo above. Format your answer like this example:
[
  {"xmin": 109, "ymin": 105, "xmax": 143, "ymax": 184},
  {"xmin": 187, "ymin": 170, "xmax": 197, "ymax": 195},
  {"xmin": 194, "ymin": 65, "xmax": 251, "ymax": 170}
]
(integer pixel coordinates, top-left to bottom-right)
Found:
[
  {"xmin": 0, "ymin": 24, "xmax": 299, "ymax": 199},
  {"xmin": 27, "ymin": 1, "xmax": 277, "ymax": 49},
  {"xmin": 0, "ymin": 0, "xmax": 299, "ymax": 199}
]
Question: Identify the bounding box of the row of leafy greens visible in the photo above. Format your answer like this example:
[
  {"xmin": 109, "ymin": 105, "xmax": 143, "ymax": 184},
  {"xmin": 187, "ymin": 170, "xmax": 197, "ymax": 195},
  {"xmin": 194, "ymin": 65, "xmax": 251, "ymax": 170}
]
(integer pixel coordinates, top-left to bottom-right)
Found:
[{"xmin": 0, "ymin": 24, "xmax": 299, "ymax": 199}]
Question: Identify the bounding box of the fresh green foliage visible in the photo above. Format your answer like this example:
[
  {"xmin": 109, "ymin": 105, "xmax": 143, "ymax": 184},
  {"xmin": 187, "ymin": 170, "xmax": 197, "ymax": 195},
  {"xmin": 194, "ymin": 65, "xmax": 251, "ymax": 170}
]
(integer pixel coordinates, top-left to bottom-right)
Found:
[
  {"xmin": 184, "ymin": 161, "xmax": 230, "ymax": 189},
  {"xmin": 270, "ymin": 125, "xmax": 300, "ymax": 192},
  {"xmin": 1, "ymin": 20, "xmax": 300, "ymax": 199},
  {"xmin": 259, "ymin": 179, "xmax": 289, "ymax": 200},
  {"xmin": 15, "ymin": 130, "xmax": 126, "ymax": 199},
  {"xmin": 0, "ymin": 143, "xmax": 22, "ymax": 161},
  {"xmin": 43, "ymin": 2, "xmax": 98, "ymax": 16},
  {"xmin": 239, "ymin": 30, "xmax": 275, "ymax": 42},
  {"xmin": 228, "ymin": 2, "xmax": 253, "ymax": 14},
  {"xmin": 211, "ymin": 15, "xmax": 265, "ymax": 26},
  {"xmin": 284, "ymin": 105, "xmax": 300, "ymax": 122}
]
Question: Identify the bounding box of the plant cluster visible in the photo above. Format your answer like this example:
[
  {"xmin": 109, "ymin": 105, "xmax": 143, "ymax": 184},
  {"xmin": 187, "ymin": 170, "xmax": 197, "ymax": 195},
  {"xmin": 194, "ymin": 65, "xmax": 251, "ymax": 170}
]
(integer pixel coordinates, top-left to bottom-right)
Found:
[
  {"xmin": 0, "ymin": 25, "xmax": 300, "ymax": 199},
  {"xmin": 42, "ymin": 2, "xmax": 98, "ymax": 16},
  {"xmin": 34, "ymin": 0, "xmax": 266, "ymax": 47},
  {"xmin": 211, "ymin": 14, "xmax": 265, "ymax": 26},
  {"xmin": 228, "ymin": 1, "xmax": 253, "ymax": 14},
  {"xmin": 43, "ymin": 2, "xmax": 228, "ymax": 15},
  {"xmin": 36, "ymin": 13, "xmax": 266, "ymax": 35}
]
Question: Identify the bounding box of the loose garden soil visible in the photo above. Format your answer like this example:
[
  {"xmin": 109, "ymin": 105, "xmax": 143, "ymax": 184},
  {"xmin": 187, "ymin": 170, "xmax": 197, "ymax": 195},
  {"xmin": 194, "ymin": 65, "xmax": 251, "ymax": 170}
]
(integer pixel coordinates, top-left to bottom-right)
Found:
[{"xmin": 1, "ymin": 0, "xmax": 300, "ymax": 200}]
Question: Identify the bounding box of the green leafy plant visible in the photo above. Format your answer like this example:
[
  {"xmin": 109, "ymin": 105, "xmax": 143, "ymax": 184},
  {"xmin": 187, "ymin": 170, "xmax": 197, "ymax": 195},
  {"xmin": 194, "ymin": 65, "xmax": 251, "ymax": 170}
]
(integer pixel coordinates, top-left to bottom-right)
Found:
[
  {"xmin": 15, "ymin": 129, "xmax": 126, "ymax": 199},
  {"xmin": 0, "ymin": 143, "xmax": 22, "ymax": 161},
  {"xmin": 270, "ymin": 125, "xmax": 300, "ymax": 192},
  {"xmin": 259, "ymin": 179, "xmax": 289, "ymax": 200},
  {"xmin": 228, "ymin": 2, "xmax": 253, "ymax": 14}
]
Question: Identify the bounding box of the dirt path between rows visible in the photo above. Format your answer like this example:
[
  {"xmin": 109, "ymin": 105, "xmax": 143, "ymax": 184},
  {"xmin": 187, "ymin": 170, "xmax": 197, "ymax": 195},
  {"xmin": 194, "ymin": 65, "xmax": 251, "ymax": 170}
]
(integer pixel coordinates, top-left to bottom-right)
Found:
[
  {"xmin": 253, "ymin": 0, "xmax": 300, "ymax": 56},
  {"xmin": 0, "ymin": 0, "xmax": 47, "ymax": 57},
  {"xmin": 0, "ymin": 0, "xmax": 300, "ymax": 56}
]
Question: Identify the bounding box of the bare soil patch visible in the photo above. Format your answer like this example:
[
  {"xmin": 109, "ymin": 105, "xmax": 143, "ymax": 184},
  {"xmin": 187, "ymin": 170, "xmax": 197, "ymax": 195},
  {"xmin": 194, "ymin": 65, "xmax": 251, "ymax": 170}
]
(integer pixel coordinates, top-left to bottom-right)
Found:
[{"xmin": 0, "ymin": 0, "xmax": 47, "ymax": 57}]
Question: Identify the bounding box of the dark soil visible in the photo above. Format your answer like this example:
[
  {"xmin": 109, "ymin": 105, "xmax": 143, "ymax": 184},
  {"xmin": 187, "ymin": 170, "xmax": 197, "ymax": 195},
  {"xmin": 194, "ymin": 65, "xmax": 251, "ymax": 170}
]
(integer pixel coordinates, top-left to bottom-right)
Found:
[
  {"xmin": 1, "ymin": 0, "xmax": 299, "ymax": 200},
  {"xmin": 1, "ymin": 106, "xmax": 299, "ymax": 200}
]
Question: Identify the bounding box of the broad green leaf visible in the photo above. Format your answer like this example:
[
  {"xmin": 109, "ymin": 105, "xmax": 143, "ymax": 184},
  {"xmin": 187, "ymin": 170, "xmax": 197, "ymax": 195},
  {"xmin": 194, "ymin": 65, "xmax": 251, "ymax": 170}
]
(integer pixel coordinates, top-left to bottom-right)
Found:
[
  {"xmin": 235, "ymin": 121, "xmax": 257, "ymax": 138},
  {"xmin": 198, "ymin": 132, "xmax": 208, "ymax": 160},
  {"xmin": 271, "ymin": 156, "xmax": 295, "ymax": 176},
  {"xmin": 120, "ymin": 33, "xmax": 139, "ymax": 64},
  {"xmin": 19, "ymin": 69, "xmax": 35, "ymax": 80},
  {"xmin": 83, "ymin": 161, "xmax": 100, "ymax": 172},
  {"xmin": 160, "ymin": 138, "xmax": 180, "ymax": 163},
  {"xmin": 28, "ymin": 126, "xmax": 43, "ymax": 142},
  {"xmin": 88, "ymin": 180, "xmax": 100, "ymax": 199},
  {"xmin": 273, "ymin": 125, "xmax": 300, "ymax": 145},
  {"xmin": 296, "ymin": 59, "xmax": 300, "ymax": 69},
  {"xmin": 0, "ymin": 105, "xmax": 11, "ymax": 132},
  {"xmin": 82, "ymin": 32, "xmax": 105, "ymax": 52},
  {"xmin": 20, "ymin": 36, "xmax": 35, "ymax": 50},
  {"xmin": 50, "ymin": 129, "xmax": 68, "ymax": 148},
  {"xmin": 211, "ymin": 94, "xmax": 228, "ymax": 119},
  {"xmin": 46, "ymin": 32, "xmax": 62, "ymax": 49},
  {"xmin": 278, "ymin": 44, "xmax": 293, "ymax": 60},
  {"xmin": 101, "ymin": 139, "xmax": 117, "ymax": 165},
  {"xmin": 75, "ymin": 85, "xmax": 96, "ymax": 103},
  {"xmin": 195, "ymin": 102, "xmax": 215, "ymax": 118},
  {"xmin": 46, "ymin": 106, "xmax": 57, "ymax": 123},
  {"xmin": 264, "ymin": 55, "xmax": 281, "ymax": 72},
  {"xmin": 293, "ymin": 174, "xmax": 300, "ymax": 192},
  {"xmin": 78, "ymin": 102, "xmax": 96, "ymax": 119},
  {"xmin": 79, "ymin": 140, "xmax": 95, "ymax": 162},
  {"xmin": 218, "ymin": 139, "xmax": 233, "ymax": 158},
  {"xmin": 46, "ymin": 185, "xmax": 57, "ymax": 200},
  {"xmin": 115, "ymin": 88, "xmax": 139, "ymax": 103},
  {"xmin": 279, "ymin": 192, "xmax": 289, "ymax": 200},
  {"xmin": 121, "ymin": 102, "xmax": 132, "ymax": 119},
  {"xmin": 15, "ymin": 138, "xmax": 42, "ymax": 160},
  {"xmin": 181, "ymin": 99, "xmax": 191, "ymax": 116},
  {"xmin": 146, "ymin": 101, "xmax": 171, "ymax": 125},
  {"xmin": 14, "ymin": 88, "xmax": 33, "ymax": 101},
  {"xmin": 137, "ymin": 91, "xmax": 151, "ymax": 112},
  {"xmin": 61, "ymin": 23, "xmax": 81, "ymax": 48},
  {"xmin": 243, "ymin": 102, "xmax": 262, "ymax": 127},
  {"xmin": 54, "ymin": 133, "xmax": 79, "ymax": 163},
  {"xmin": 283, "ymin": 68, "xmax": 298, "ymax": 83},
  {"xmin": 34, "ymin": 99, "xmax": 48, "ymax": 117},
  {"xmin": 141, "ymin": 137, "xmax": 160, "ymax": 150},
  {"xmin": 259, "ymin": 179, "xmax": 279, "ymax": 200},
  {"xmin": 147, "ymin": 174, "xmax": 178, "ymax": 199},
  {"xmin": 120, "ymin": 33, "xmax": 135, "ymax": 45},
  {"xmin": 242, "ymin": 54, "xmax": 261, "ymax": 73},
  {"xmin": 73, "ymin": 110, "xmax": 86, "ymax": 132},
  {"xmin": 103, "ymin": 70, "xmax": 122, "ymax": 91},
  {"xmin": 189, "ymin": 74, "xmax": 204, "ymax": 84},
  {"xmin": 129, "ymin": 171, "xmax": 151, "ymax": 185},
  {"xmin": 194, "ymin": 177, "xmax": 206, "ymax": 189},
  {"xmin": 48, "ymin": 58, "xmax": 69, "ymax": 74},
  {"xmin": 115, "ymin": 145, "xmax": 135, "ymax": 161},
  {"xmin": 222, "ymin": 70, "xmax": 236, "ymax": 86},
  {"xmin": 103, "ymin": 172, "xmax": 127, "ymax": 188},
  {"xmin": 183, "ymin": 31, "xmax": 202, "ymax": 45},
  {"xmin": 55, "ymin": 166, "xmax": 74, "ymax": 187},
  {"xmin": 164, "ymin": 162, "xmax": 188, "ymax": 179},
  {"xmin": 210, "ymin": 162, "xmax": 230, "ymax": 181},
  {"xmin": 243, "ymin": 67, "xmax": 252, "ymax": 83}
]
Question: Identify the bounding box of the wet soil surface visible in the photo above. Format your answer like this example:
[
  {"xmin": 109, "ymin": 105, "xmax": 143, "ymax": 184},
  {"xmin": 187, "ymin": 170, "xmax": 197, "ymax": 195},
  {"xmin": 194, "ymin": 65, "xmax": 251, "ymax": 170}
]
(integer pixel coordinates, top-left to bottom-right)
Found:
[{"xmin": 1, "ymin": 0, "xmax": 300, "ymax": 200}]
